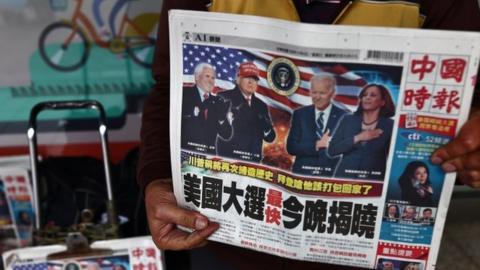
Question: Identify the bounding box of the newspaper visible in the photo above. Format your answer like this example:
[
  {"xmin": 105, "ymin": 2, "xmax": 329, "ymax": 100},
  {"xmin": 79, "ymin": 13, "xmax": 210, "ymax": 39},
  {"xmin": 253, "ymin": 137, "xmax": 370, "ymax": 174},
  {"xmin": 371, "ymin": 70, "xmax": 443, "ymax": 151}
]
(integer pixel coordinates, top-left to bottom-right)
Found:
[
  {"xmin": 0, "ymin": 157, "xmax": 35, "ymax": 253},
  {"xmin": 169, "ymin": 10, "xmax": 480, "ymax": 269},
  {"xmin": 2, "ymin": 236, "xmax": 164, "ymax": 270}
]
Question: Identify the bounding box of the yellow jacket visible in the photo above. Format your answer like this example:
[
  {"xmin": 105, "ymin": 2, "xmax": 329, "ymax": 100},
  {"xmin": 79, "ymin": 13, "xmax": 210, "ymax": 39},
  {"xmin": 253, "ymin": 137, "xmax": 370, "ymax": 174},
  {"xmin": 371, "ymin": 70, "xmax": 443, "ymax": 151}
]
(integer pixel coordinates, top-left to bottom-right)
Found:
[{"xmin": 208, "ymin": 0, "xmax": 423, "ymax": 28}]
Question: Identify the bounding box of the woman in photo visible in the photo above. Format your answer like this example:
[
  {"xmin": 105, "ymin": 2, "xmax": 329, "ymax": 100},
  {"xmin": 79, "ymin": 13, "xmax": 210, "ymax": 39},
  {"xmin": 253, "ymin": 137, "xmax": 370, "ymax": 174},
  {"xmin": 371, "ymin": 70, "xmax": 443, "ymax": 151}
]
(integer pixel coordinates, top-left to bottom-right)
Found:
[
  {"xmin": 328, "ymin": 83, "xmax": 395, "ymax": 180},
  {"xmin": 399, "ymin": 161, "xmax": 434, "ymax": 206}
]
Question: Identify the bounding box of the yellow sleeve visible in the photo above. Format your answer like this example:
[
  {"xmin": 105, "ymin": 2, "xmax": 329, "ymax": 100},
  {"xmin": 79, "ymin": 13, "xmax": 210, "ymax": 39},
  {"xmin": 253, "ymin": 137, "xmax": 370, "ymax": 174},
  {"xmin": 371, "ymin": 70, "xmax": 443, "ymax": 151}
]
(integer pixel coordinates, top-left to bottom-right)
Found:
[
  {"xmin": 208, "ymin": 0, "xmax": 300, "ymax": 22},
  {"xmin": 334, "ymin": 0, "xmax": 423, "ymax": 28}
]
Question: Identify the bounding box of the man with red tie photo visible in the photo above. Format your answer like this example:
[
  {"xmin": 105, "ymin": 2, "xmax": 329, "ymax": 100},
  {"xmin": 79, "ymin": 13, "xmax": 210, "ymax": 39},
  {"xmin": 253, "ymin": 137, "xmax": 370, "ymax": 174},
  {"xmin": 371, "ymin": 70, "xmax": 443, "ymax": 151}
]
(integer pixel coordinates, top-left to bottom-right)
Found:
[{"xmin": 181, "ymin": 62, "xmax": 232, "ymax": 154}]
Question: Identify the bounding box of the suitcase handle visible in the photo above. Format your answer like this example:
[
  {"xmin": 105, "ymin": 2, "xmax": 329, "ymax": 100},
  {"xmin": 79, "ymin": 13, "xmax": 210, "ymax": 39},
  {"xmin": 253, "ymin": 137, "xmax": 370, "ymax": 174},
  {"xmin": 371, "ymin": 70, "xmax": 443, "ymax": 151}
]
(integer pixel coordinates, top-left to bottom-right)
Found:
[
  {"xmin": 29, "ymin": 100, "xmax": 108, "ymax": 117},
  {"xmin": 27, "ymin": 100, "xmax": 117, "ymax": 230}
]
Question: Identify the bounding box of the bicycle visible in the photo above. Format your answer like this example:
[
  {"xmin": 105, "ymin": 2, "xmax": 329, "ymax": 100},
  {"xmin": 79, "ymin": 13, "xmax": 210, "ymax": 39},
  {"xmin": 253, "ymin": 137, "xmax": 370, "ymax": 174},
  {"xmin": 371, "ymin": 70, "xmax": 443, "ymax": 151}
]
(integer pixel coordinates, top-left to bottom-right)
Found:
[{"xmin": 38, "ymin": 0, "xmax": 158, "ymax": 71}]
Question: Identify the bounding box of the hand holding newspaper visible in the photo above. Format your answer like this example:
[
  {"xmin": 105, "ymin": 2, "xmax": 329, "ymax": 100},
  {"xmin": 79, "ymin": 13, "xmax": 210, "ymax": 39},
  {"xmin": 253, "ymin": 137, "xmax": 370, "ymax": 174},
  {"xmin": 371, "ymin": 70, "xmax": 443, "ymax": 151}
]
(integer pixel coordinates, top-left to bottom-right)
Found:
[{"xmin": 169, "ymin": 10, "xmax": 480, "ymax": 269}]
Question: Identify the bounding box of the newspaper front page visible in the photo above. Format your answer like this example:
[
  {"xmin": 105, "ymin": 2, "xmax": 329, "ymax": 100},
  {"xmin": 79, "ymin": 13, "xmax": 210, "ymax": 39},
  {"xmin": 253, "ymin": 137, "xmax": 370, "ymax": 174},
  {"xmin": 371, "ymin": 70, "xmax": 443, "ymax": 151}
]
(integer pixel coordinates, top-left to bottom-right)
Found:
[{"xmin": 169, "ymin": 10, "xmax": 480, "ymax": 269}]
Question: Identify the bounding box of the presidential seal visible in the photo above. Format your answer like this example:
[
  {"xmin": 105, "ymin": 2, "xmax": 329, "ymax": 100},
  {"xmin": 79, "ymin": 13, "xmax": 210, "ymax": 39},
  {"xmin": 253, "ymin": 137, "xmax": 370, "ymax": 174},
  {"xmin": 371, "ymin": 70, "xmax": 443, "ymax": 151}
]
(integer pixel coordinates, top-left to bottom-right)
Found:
[
  {"xmin": 266, "ymin": 57, "xmax": 300, "ymax": 96},
  {"xmin": 63, "ymin": 262, "xmax": 81, "ymax": 270}
]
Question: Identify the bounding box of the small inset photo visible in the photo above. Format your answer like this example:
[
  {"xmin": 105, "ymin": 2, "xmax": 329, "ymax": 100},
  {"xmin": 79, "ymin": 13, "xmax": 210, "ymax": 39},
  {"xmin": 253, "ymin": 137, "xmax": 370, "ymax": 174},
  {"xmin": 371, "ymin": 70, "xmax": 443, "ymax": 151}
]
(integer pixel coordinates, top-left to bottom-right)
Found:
[
  {"xmin": 400, "ymin": 205, "xmax": 419, "ymax": 224},
  {"xmin": 377, "ymin": 258, "xmax": 424, "ymax": 270},
  {"xmin": 417, "ymin": 207, "xmax": 436, "ymax": 226},
  {"xmin": 383, "ymin": 203, "xmax": 402, "ymax": 223}
]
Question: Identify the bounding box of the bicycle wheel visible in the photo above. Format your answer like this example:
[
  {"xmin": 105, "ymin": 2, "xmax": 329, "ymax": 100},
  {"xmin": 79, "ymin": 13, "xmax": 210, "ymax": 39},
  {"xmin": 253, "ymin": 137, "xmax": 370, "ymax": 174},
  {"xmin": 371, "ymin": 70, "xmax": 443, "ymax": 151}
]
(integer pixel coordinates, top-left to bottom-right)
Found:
[
  {"xmin": 126, "ymin": 36, "xmax": 155, "ymax": 68},
  {"xmin": 38, "ymin": 22, "xmax": 90, "ymax": 72}
]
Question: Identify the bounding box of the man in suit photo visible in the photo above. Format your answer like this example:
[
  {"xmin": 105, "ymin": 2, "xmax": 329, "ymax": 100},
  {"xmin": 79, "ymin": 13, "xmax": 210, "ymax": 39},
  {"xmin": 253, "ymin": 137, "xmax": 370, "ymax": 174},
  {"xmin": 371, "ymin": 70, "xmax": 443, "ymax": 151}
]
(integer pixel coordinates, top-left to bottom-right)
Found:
[
  {"xmin": 287, "ymin": 74, "xmax": 347, "ymax": 176},
  {"xmin": 217, "ymin": 62, "xmax": 276, "ymax": 163},
  {"xmin": 419, "ymin": 208, "xmax": 435, "ymax": 226},
  {"xmin": 181, "ymin": 63, "xmax": 232, "ymax": 154}
]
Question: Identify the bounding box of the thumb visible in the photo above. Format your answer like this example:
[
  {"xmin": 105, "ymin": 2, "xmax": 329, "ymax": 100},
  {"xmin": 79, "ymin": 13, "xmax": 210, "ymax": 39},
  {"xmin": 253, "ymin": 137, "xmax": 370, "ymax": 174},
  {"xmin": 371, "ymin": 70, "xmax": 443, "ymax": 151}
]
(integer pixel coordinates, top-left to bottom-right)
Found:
[{"xmin": 160, "ymin": 204, "xmax": 210, "ymax": 230}]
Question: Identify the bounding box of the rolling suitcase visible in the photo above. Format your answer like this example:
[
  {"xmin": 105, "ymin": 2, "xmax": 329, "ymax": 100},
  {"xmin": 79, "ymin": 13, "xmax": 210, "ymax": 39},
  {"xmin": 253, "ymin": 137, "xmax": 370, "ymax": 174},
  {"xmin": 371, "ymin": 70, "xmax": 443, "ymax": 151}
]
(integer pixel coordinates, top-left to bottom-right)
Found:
[
  {"xmin": 27, "ymin": 100, "xmax": 118, "ymax": 245},
  {"xmin": 2, "ymin": 100, "xmax": 164, "ymax": 270}
]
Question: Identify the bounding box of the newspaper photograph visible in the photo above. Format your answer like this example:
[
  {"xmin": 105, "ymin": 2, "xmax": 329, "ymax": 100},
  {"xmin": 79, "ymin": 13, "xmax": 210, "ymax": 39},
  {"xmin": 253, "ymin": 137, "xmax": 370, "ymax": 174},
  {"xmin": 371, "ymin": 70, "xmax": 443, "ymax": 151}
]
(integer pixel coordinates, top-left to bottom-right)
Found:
[
  {"xmin": 2, "ymin": 236, "xmax": 164, "ymax": 270},
  {"xmin": 169, "ymin": 10, "xmax": 480, "ymax": 269},
  {"xmin": 0, "ymin": 166, "xmax": 34, "ymax": 253}
]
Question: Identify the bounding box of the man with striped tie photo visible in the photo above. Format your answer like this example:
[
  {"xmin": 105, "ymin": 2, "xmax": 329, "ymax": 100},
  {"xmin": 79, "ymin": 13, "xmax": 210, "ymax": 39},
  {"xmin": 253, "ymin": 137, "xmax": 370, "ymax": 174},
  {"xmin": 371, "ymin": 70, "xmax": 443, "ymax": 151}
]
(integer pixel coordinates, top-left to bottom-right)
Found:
[{"xmin": 287, "ymin": 74, "xmax": 347, "ymax": 176}]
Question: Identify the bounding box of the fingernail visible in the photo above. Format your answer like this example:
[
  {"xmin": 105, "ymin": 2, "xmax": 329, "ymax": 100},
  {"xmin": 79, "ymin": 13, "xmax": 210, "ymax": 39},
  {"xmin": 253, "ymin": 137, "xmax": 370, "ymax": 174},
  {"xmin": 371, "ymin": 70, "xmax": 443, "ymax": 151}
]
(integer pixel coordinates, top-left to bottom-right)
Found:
[
  {"xmin": 195, "ymin": 218, "xmax": 207, "ymax": 230},
  {"xmin": 431, "ymin": 157, "xmax": 442, "ymax": 164},
  {"xmin": 442, "ymin": 163, "xmax": 456, "ymax": 172}
]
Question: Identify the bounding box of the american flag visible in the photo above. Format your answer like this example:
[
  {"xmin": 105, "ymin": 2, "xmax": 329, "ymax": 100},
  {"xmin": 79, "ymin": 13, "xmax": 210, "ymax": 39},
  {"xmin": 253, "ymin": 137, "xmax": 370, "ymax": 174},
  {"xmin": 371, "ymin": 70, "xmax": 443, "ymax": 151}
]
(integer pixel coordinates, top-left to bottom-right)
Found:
[
  {"xmin": 182, "ymin": 44, "xmax": 367, "ymax": 113},
  {"xmin": 12, "ymin": 263, "xmax": 48, "ymax": 270}
]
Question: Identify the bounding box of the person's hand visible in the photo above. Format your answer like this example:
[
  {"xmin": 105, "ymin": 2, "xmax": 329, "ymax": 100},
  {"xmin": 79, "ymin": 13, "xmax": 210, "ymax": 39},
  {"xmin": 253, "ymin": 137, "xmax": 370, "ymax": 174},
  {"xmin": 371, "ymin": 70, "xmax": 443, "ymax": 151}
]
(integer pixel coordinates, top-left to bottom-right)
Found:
[
  {"xmin": 431, "ymin": 113, "xmax": 480, "ymax": 188},
  {"xmin": 416, "ymin": 188, "xmax": 426, "ymax": 198},
  {"xmin": 144, "ymin": 179, "xmax": 219, "ymax": 250},
  {"xmin": 354, "ymin": 129, "xmax": 383, "ymax": 143},
  {"xmin": 315, "ymin": 130, "xmax": 331, "ymax": 150}
]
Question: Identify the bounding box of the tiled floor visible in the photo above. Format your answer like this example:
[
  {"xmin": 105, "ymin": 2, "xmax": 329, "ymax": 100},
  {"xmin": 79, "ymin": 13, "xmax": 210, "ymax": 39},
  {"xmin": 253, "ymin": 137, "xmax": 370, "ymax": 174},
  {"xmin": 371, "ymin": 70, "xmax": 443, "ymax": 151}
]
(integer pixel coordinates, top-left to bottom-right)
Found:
[{"xmin": 436, "ymin": 188, "xmax": 480, "ymax": 270}]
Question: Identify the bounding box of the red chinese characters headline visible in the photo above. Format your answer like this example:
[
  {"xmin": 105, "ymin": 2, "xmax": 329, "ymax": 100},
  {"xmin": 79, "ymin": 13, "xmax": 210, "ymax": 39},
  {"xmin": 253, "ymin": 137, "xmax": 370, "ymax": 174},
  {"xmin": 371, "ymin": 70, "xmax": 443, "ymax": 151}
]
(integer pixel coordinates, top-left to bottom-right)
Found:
[
  {"xmin": 399, "ymin": 115, "xmax": 457, "ymax": 136},
  {"xmin": 377, "ymin": 242, "xmax": 429, "ymax": 260}
]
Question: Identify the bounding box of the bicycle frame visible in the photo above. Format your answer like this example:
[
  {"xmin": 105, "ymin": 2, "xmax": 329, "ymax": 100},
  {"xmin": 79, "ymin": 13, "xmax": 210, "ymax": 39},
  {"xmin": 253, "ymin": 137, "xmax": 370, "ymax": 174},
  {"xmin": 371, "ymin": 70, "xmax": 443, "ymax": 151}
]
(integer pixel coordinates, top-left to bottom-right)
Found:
[
  {"xmin": 117, "ymin": 13, "xmax": 151, "ymax": 41},
  {"xmin": 68, "ymin": 0, "xmax": 151, "ymax": 48},
  {"xmin": 39, "ymin": 0, "xmax": 156, "ymax": 71},
  {"xmin": 68, "ymin": 0, "xmax": 109, "ymax": 48}
]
